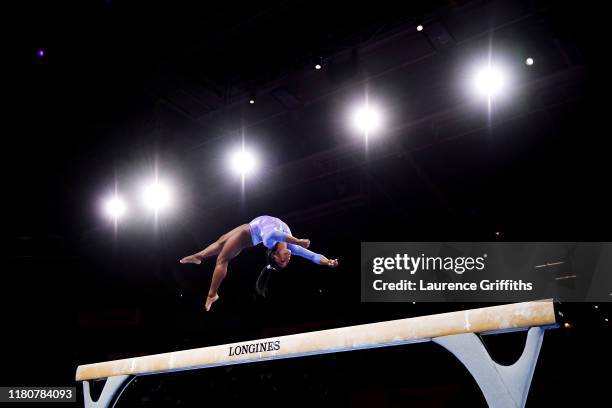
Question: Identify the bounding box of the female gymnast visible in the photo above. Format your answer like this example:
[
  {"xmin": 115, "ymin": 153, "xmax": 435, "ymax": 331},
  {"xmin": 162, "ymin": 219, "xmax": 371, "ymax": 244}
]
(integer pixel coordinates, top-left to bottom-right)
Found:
[{"xmin": 180, "ymin": 215, "xmax": 339, "ymax": 311}]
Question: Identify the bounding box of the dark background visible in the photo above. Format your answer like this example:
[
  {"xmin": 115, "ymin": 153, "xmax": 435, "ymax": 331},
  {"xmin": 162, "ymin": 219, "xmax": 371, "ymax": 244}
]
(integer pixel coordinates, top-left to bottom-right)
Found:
[{"xmin": 4, "ymin": 0, "xmax": 610, "ymax": 406}]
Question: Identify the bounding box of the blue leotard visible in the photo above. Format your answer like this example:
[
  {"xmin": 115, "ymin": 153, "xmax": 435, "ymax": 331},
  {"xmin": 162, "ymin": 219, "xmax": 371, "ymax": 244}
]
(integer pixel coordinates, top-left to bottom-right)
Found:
[{"xmin": 248, "ymin": 215, "xmax": 323, "ymax": 264}]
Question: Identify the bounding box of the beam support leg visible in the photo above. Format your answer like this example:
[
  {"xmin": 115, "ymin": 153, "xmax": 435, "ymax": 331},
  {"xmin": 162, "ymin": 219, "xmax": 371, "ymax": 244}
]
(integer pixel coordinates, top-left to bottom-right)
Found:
[
  {"xmin": 433, "ymin": 326, "xmax": 545, "ymax": 408},
  {"xmin": 82, "ymin": 374, "xmax": 135, "ymax": 408}
]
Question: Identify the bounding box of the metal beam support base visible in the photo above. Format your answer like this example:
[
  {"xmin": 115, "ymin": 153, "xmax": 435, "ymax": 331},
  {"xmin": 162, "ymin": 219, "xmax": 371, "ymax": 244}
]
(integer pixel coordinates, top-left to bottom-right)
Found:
[
  {"xmin": 434, "ymin": 326, "xmax": 545, "ymax": 408},
  {"xmin": 82, "ymin": 375, "xmax": 134, "ymax": 408}
]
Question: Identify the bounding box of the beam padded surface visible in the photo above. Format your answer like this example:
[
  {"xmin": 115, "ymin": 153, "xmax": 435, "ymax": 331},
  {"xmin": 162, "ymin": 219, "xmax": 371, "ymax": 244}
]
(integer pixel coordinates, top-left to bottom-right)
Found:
[{"xmin": 76, "ymin": 300, "xmax": 555, "ymax": 381}]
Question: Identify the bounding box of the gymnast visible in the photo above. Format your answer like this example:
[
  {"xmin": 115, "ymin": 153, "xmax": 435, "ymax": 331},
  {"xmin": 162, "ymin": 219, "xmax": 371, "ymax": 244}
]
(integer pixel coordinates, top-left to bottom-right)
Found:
[{"xmin": 180, "ymin": 215, "xmax": 339, "ymax": 311}]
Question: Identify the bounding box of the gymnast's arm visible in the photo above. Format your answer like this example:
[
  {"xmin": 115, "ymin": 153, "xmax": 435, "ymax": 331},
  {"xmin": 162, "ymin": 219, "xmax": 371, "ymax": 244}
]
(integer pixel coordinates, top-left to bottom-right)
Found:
[
  {"xmin": 262, "ymin": 230, "xmax": 338, "ymax": 266},
  {"xmin": 262, "ymin": 229, "xmax": 310, "ymax": 248},
  {"xmin": 287, "ymin": 244, "xmax": 339, "ymax": 267}
]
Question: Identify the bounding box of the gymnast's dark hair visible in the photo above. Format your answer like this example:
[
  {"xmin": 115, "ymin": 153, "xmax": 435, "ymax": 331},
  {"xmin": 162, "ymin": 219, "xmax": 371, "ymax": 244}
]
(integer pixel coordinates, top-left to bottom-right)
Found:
[{"xmin": 255, "ymin": 243, "xmax": 280, "ymax": 298}]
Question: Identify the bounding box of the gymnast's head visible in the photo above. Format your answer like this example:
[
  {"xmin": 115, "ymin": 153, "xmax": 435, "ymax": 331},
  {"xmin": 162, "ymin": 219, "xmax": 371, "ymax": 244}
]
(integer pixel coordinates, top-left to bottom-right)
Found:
[
  {"xmin": 255, "ymin": 244, "xmax": 290, "ymax": 298},
  {"xmin": 267, "ymin": 242, "xmax": 291, "ymax": 269}
]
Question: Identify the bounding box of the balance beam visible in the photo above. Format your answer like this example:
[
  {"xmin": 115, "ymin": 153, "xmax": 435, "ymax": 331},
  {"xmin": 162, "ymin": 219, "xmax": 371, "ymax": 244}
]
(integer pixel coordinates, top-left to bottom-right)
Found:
[{"xmin": 76, "ymin": 300, "xmax": 557, "ymax": 408}]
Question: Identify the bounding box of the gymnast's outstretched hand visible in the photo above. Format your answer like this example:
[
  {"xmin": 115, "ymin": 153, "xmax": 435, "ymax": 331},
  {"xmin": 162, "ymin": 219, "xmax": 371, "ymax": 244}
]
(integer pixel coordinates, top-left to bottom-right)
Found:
[{"xmin": 322, "ymin": 257, "xmax": 339, "ymax": 267}]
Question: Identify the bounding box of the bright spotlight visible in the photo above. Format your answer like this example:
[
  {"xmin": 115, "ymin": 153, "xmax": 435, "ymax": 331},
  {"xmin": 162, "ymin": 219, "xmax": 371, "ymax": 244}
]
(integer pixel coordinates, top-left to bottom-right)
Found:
[
  {"xmin": 352, "ymin": 105, "xmax": 382, "ymax": 134},
  {"xmin": 249, "ymin": 99, "xmax": 255, "ymax": 104},
  {"xmin": 473, "ymin": 65, "xmax": 506, "ymax": 97},
  {"xmin": 142, "ymin": 181, "xmax": 172, "ymax": 212},
  {"xmin": 104, "ymin": 196, "xmax": 127, "ymax": 219},
  {"xmin": 416, "ymin": 24, "xmax": 424, "ymax": 32},
  {"xmin": 315, "ymin": 64, "xmax": 322, "ymax": 70},
  {"xmin": 526, "ymin": 57, "xmax": 534, "ymax": 66},
  {"xmin": 230, "ymin": 148, "xmax": 257, "ymax": 176}
]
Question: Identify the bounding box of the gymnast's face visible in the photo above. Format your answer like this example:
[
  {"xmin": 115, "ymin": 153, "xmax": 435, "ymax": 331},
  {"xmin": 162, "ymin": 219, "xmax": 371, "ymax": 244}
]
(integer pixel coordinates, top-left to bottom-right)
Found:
[{"xmin": 272, "ymin": 246, "xmax": 292, "ymax": 268}]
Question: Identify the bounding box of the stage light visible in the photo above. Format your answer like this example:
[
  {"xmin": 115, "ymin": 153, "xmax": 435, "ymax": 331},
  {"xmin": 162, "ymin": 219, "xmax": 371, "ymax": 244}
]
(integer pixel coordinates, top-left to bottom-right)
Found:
[
  {"xmin": 417, "ymin": 25, "xmax": 424, "ymax": 32},
  {"xmin": 474, "ymin": 65, "xmax": 506, "ymax": 97},
  {"xmin": 104, "ymin": 196, "xmax": 127, "ymax": 219},
  {"xmin": 37, "ymin": 49, "xmax": 45, "ymax": 58},
  {"xmin": 230, "ymin": 148, "xmax": 257, "ymax": 176},
  {"xmin": 249, "ymin": 99, "xmax": 255, "ymax": 104},
  {"xmin": 526, "ymin": 57, "xmax": 534, "ymax": 66},
  {"xmin": 315, "ymin": 56, "xmax": 324, "ymax": 70},
  {"xmin": 352, "ymin": 104, "xmax": 382, "ymax": 134},
  {"xmin": 142, "ymin": 181, "xmax": 172, "ymax": 212}
]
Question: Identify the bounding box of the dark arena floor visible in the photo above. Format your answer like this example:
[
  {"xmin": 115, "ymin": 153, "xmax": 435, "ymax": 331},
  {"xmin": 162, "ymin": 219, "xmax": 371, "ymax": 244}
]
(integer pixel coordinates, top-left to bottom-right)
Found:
[{"xmin": 5, "ymin": 1, "xmax": 611, "ymax": 407}]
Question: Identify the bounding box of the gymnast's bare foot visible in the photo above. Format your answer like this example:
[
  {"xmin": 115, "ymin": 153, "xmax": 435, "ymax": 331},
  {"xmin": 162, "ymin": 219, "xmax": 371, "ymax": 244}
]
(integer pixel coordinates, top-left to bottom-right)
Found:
[
  {"xmin": 180, "ymin": 254, "xmax": 202, "ymax": 265},
  {"xmin": 204, "ymin": 294, "xmax": 219, "ymax": 312}
]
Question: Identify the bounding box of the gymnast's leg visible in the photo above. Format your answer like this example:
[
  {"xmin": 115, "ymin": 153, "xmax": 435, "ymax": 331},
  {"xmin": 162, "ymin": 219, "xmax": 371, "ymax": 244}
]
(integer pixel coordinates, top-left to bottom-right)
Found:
[
  {"xmin": 180, "ymin": 225, "xmax": 246, "ymax": 264},
  {"xmin": 204, "ymin": 226, "xmax": 253, "ymax": 311}
]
